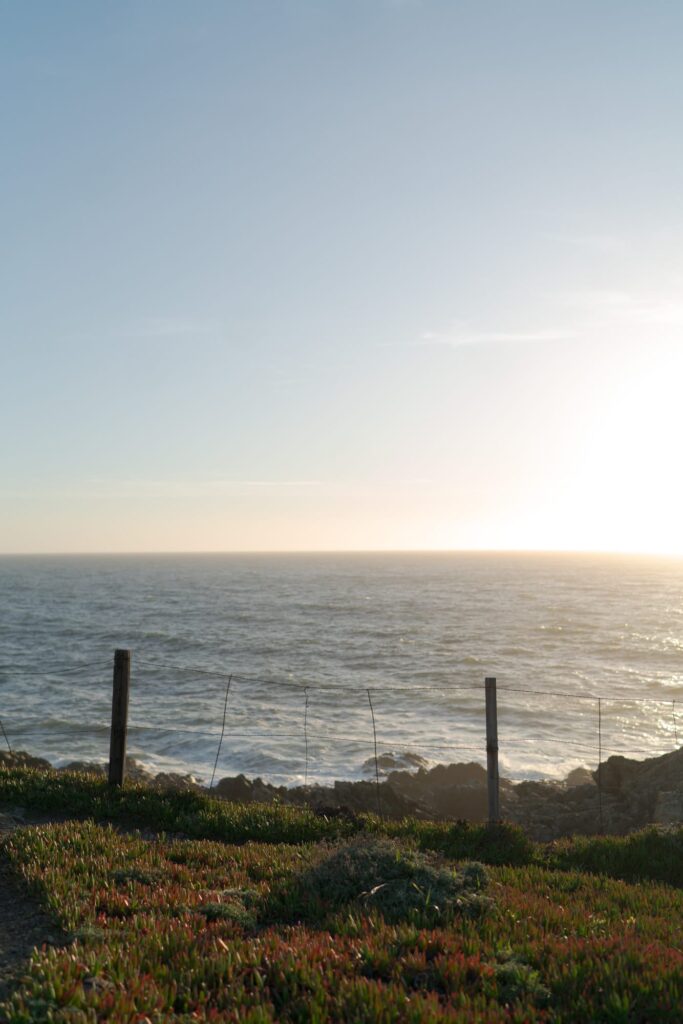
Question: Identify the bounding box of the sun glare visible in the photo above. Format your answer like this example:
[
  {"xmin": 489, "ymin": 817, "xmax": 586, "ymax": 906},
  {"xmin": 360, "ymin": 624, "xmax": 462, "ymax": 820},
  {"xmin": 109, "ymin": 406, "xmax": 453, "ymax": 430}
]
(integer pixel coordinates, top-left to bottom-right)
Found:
[{"xmin": 559, "ymin": 346, "xmax": 683, "ymax": 556}]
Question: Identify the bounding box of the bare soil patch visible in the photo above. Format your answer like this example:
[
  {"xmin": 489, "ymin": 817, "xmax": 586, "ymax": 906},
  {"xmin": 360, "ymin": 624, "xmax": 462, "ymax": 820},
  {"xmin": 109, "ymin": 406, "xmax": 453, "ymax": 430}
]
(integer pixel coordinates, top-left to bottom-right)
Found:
[{"xmin": 0, "ymin": 814, "xmax": 68, "ymax": 1002}]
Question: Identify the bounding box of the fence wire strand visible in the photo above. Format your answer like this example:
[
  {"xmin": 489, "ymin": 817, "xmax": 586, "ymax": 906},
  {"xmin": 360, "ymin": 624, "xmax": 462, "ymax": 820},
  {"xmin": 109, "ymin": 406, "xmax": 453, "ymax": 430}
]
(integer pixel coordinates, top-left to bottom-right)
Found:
[
  {"xmin": 2, "ymin": 657, "xmax": 681, "ymax": 832},
  {"xmin": 303, "ymin": 688, "xmax": 309, "ymax": 787},
  {"xmin": 367, "ymin": 689, "xmax": 383, "ymax": 819},
  {"xmin": 673, "ymin": 700, "xmax": 678, "ymax": 746},
  {"xmin": 209, "ymin": 674, "xmax": 232, "ymax": 791},
  {"xmin": 597, "ymin": 698, "xmax": 604, "ymax": 833}
]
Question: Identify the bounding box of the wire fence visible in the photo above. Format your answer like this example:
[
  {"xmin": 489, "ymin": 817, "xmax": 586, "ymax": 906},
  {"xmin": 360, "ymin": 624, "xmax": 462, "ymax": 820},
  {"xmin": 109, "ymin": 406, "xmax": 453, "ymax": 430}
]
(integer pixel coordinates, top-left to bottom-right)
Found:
[{"xmin": 0, "ymin": 653, "xmax": 681, "ymax": 834}]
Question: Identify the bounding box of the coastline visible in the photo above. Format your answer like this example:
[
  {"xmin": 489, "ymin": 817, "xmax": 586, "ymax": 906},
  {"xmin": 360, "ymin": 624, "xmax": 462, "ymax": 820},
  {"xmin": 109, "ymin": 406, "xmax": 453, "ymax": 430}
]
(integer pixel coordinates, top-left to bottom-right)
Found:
[{"xmin": 2, "ymin": 744, "xmax": 681, "ymax": 842}]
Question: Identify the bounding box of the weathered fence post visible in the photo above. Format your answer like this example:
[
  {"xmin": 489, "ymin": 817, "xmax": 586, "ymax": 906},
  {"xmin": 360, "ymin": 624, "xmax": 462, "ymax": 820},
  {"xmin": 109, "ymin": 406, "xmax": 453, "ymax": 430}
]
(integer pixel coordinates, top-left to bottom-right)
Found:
[
  {"xmin": 109, "ymin": 649, "xmax": 131, "ymax": 786},
  {"xmin": 485, "ymin": 676, "xmax": 500, "ymax": 824}
]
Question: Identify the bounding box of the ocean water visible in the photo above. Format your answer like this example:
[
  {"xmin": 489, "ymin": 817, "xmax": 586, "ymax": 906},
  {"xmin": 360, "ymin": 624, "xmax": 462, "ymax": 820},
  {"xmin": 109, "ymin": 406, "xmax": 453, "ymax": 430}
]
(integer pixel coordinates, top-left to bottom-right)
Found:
[{"xmin": 0, "ymin": 552, "xmax": 681, "ymax": 786}]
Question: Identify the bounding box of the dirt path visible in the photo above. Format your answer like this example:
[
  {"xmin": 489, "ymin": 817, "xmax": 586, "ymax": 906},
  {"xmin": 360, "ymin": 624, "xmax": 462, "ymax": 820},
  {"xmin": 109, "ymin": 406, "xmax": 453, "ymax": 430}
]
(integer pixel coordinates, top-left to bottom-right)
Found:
[{"xmin": 0, "ymin": 812, "xmax": 68, "ymax": 1002}]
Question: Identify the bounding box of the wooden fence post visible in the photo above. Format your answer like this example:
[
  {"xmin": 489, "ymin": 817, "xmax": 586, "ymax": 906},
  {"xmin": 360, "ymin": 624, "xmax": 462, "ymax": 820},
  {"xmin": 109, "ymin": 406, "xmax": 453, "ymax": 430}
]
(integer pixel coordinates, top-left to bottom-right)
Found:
[
  {"xmin": 109, "ymin": 649, "xmax": 131, "ymax": 786},
  {"xmin": 485, "ymin": 677, "xmax": 500, "ymax": 824}
]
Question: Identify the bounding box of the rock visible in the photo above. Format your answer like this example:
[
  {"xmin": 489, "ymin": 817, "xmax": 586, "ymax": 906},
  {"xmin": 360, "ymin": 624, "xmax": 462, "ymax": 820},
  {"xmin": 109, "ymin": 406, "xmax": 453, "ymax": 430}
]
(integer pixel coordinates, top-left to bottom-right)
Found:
[
  {"xmin": 384, "ymin": 767, "xmax": 430, "ymax": 802},
  {"xmin": 61, "ymin": 760, "xmax": 201, "ymax": 790},
  {"xmin": 60, "ymin": 758, "xmax": 159, "ymax": 784},
  {"xmin": 632, "ymin": 746, "xmax": 683, "ymax": 794},
  {"xmin": 285, "ymin": 784, "xmax": 334, "ymax": 808},
  {"xmin": 125, "ymin": 759, "xmax": 156, "ymax": 785},
  {"xmin": 594, "ymin": 747, "xmax": 683, "ymax": 797},
  {"xmin": 653, "ymin": 790, "xmax": 683, "ymax": 825},
  {"xmin": 61, "ymin": 761, "xmax": 106, "ymax": 776},
  {"xmin": 333, "ymin": 780, "xmax": 423, "ymax": 818},
  {"xmin": 592, "ymin": 747, "xmax": 683, "ymax": 826},
  {"xmin": 594, "ymin": 755, "xmax": 637, "ymax": 794},
  {"xmin": 0, "ymin": 750, "xmax": 51, "ymax": 771},
  {"xmin": 212, "ymin": 774, "xmax": 282, "ymax": 804},
  {"xmin": 361, "ymin": 751, "xmax": 429, "ymax": 774},
  {"xmin": 4, "ymin": 737, "xmax": 682, "ymax": 842},
  {"xmin": 423, "ymin": 761, "xmax": 488, "ymax": 787},
  {"xmin": 384, "ymin": 761, "xmax": 496, "ymax": 821},
  {"xmin": 515, "ymin": 780, "xmax": 563, "ymax": 800},
  {"xmin": 213, "ymin": 774, "xmax": 257, "ymax": 802},
  {"xmin": 151, "ymin": 772, "xmax": 203, "ymax": 793},
  {"xmin": 251, "ymin": 777, "xmax": 279, "ymax": 803},
  {"xmin": 428, "ymin": 783, "xmax": 488, "ymax": 821},
  {"xmin": 565, "ymin": 767, "xmax": 595, "ymax": 788}
]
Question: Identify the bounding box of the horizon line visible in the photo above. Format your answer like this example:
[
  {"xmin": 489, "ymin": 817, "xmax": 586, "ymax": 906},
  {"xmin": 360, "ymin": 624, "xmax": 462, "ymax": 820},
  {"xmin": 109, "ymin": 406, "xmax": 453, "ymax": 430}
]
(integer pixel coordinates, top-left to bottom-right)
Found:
[{"xmin": 2, "ymin": 547, "xmax": 682, "ymax": 559}]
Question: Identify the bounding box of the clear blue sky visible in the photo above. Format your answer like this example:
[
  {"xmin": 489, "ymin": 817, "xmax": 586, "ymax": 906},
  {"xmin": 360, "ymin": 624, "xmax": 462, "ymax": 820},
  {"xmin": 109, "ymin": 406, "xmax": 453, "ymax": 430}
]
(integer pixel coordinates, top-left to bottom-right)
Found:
[{"xmin": 3, "ymin": 1, "xmax": 683, "ymax": 553}]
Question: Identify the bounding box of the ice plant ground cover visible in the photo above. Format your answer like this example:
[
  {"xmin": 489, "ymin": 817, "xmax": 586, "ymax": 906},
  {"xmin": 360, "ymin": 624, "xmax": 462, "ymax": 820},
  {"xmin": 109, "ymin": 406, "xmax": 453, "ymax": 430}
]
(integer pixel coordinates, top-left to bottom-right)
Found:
[{"xmin": 0, "ymin": 809, "xmax": 682, "ymax": 1021}]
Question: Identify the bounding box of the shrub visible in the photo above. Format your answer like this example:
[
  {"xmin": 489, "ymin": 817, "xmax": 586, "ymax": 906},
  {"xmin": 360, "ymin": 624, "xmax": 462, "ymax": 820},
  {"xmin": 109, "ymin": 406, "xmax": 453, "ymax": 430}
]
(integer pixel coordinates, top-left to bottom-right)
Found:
[
  {"xmin": 295, "ymin": 837, "xmax": 491, "ymax": 924},
  {"xmin": 547, "ymin": 826, "xmax": 683, "ymax": 888}
]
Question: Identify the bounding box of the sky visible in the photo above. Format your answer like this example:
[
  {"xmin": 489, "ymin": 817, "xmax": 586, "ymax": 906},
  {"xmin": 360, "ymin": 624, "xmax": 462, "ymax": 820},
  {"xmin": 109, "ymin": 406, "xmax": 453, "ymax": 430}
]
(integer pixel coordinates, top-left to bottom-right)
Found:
[{"xmin": 2, "ymin": 1, "xmax": 683, "ymax": 555}]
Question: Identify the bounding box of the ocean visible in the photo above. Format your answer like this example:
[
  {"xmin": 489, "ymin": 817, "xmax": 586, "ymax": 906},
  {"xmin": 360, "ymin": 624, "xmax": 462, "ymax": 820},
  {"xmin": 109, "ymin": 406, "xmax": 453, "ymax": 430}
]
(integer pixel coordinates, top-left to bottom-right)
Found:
[{"xmin": 0, "ymin": 552, "xmax": 681, "ymax": 785}]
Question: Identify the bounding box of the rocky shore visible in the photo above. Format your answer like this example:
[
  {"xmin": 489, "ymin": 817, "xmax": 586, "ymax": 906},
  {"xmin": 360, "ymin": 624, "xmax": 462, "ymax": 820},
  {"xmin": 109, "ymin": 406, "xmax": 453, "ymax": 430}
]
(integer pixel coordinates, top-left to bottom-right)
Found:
[{"xmin": 1, "ymin": 746, "xmax": 681, "ymax": 841}]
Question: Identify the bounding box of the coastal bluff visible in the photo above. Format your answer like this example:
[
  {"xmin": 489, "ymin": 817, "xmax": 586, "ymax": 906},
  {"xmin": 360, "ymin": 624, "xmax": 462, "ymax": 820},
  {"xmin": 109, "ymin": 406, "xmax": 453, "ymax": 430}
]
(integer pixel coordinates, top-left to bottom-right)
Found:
[{"xmin": 1, "ymin": 746, "xmax": 681, "ymax": 842}]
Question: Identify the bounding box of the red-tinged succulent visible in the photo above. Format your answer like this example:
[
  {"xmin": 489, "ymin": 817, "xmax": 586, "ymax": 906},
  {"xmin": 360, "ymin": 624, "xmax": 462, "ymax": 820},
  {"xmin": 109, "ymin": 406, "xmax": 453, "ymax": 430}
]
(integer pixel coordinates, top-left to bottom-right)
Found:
[{"xmin": 1, "ymin": 806, "xmax": 683, "ymax": 1021}]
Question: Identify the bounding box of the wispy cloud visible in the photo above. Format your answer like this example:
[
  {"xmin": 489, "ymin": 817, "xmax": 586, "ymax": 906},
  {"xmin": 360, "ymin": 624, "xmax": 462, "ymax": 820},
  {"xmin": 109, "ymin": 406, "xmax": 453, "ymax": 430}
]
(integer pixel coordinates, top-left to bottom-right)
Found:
[
  {"xmin": 559, "ymin": 289, "xmax": 683, "ymax": 328},
  {"xmin": 116, "ymin": 317, "xmax": 219, "ymax": 340},
  {"xmin": 416, "ymin": 285, "xmax": 683, "ymax": 355},
  {"xmin": 90, "ymin": 479, "xmax": 324, "ymax": 498},
  {"xmin": 2, "ymin": 477, "xmax": 439, "ymax": 502},
  {"xmin": 543, "ymin": 232, "xmax": 625, "ymax": 254},
  {"xmin": 419, "ymin": 326, "xmax": 574, "ymax": 348}
]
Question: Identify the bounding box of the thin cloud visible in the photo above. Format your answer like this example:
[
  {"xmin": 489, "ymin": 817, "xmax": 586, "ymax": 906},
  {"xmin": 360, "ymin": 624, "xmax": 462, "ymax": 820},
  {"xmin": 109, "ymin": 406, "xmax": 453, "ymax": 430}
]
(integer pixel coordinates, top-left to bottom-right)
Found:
[
  {"xmin": 116, "ymin": 317, "xmax": 218, "ymax": 339},
  {"xmin": 418, "ymin": 287, "xmax": 683, "ymax": 354},
  {"xmin": 560, "ymin": 289, "xmax": 683, "ymax": 328},
  {"xmin": 544, "ymin": 232, "xmax": 625, "ymax": 254},
  {"xmin": 419, "ymin": 326, "xmax": 575, "ymax": 348},
  {"xmin": 64, "ymin": 479, "xmax": 327, "ymax": 500}
]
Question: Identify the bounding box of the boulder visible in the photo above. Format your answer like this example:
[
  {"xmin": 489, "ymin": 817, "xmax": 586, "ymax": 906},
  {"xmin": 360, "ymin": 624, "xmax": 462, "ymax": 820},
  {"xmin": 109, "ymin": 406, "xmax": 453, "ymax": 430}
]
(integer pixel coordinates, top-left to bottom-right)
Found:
[
  {"xmin": 251, "ymin": 777, "xmax": 280, "ymax": 803},
  {"xmin": 428, "ymin": 782, "xmax": 488, "ymax": 821},
  {"xmin": 594, "ymin": 755, "xmax": 639, "ymax": 794},
  {"xmin": 422, "ymin": 761, "xmax": 488, "ymax": 787},
  {"xmin": 361, "ymin": 751, "xmax": 429, "ymax": 774},
  {"xmin": 0, "ymin": 750, "xmax": 51, "ymax": 771},
  {"xmin": 333, "ymin": 780, "xmax": 424, "ymax": 818},
  {"xmin": 125, "ymin": 759, "xmax": 157, "ymax": 785},
  {"xmin": 565, "ymin": 767, "xmax": 595, "ymax": 788},
  {"xmin": 212, "ymin": 774, "xmax": 282, "ymax": 804},
  {"xmin": 631, "ymin": 746, "xmax": 683, "ymax": 794},
  {"xmin": 384, "ymin": 761, "xmax": 502, "ymax": 821},
  {"xmin": 60, "ymin": 761, "xmax": 106, "ymax": 776},
  {"xmin": 593, "ymin": 747, "xmax": 683, "ymax": 825},
  {"xmin": 213, "ymin": 774, "xmax": 258, "ymax": 802},
  {"xmin": 653, "ymin": 790, "xmax": 683, "ymax": 825},
  {"xmin": 594, "ymin": 747, "xmax": 683, "ymax": 796},
  {"xmin": 151, "ymin": 772, "xmax": 203, "ymax": 793}
]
